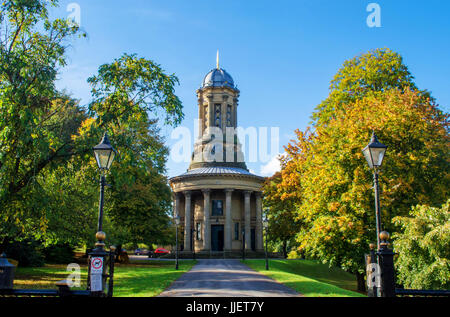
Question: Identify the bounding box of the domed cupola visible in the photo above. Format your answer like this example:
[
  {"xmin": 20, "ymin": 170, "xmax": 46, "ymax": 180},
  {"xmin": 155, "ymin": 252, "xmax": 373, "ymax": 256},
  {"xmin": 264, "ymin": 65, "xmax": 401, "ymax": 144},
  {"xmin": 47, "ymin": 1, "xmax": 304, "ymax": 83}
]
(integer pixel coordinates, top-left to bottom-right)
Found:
[
  {"xmin": 201, "ymin": 51, "xmax": 236, "ymax": 89},
  {"xmin": 202, "ymin": 68, "xmax": 235, "ymax": 89}
]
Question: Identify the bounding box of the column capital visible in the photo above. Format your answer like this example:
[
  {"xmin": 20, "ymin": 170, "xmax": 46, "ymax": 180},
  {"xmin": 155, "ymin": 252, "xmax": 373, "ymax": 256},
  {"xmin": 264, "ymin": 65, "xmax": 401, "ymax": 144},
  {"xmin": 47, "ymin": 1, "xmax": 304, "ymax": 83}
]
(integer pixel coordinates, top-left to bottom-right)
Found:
[
  {"xmin": 202, "ymin": 189, "xmax": 211, "ymax": 195},
  {"xmin": 224, "ymin": 188, "xmax": 234, "ymax": 194},
  {"xmin": 183, "ymin": 190, "xmax": 192, "ymax": 198},
  {"xmin": 243, "ymin": 190, "xmax": 252, "ymax": 197},
  {"xmin": 173, "ymin": 192, "xmax": 182, "ymax": 198}
]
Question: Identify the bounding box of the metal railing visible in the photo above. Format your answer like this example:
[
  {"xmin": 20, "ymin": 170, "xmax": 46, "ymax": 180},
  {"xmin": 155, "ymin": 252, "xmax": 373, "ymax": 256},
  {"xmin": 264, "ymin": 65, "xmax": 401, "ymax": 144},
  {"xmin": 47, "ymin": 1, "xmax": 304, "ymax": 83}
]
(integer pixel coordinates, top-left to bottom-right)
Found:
[
  {"xmin": 395, "ymin": 288, "xmax": 450, "ymax": 297},
  {"xmin": 0, "ymin": 248, "xmax": 115, "ymax": 298},
  {"xmin": 366, "ymin": 235, "xmax": 450, "ymax": 297}
]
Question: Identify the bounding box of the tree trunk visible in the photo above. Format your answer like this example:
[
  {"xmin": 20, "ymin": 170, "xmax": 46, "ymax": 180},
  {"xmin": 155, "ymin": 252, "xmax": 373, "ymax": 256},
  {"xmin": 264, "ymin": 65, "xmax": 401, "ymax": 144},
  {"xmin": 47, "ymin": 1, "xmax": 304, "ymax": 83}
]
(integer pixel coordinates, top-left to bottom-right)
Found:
[
  {"xmin": 356, "ymin": 271, "xmax": 366, "ymax": 293},
  {"xmin": 0, "ymin": 237, "xmax": 9, "ymax": 254},
  {"xmin": 282, "ymin": 241, "xmax": 288, "ymax": 259}
]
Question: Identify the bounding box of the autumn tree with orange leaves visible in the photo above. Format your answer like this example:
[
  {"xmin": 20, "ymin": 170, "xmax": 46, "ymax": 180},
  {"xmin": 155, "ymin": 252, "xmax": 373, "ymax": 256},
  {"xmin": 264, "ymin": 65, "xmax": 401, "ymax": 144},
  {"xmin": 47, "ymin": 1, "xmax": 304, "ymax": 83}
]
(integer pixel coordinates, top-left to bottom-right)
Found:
[{"xmin": 276, "ymin": 49, "xmax": 449, "ymax": 291}]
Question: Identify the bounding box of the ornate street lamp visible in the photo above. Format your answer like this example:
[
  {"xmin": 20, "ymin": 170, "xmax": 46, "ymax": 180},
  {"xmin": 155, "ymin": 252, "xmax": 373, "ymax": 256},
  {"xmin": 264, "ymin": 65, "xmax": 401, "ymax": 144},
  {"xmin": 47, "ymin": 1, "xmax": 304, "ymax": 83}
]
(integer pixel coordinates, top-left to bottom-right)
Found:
[
  {"xmin": 175, "ymin": 215, "xmax": 180, "ymax": 270},
  {"xmin": 363, "ymin": 132, "xmax": 388, "ymax": 249},
  {"xmin": 90, "ymin": 132, "xmax": 116, "ymax": 295},
  {"xmin": 93, "ymin": 132, "xmax": 116, "ymax": 238},
  {"xmin": 263, "ymin": 215, "xmax": 269, "ymax": 271}
]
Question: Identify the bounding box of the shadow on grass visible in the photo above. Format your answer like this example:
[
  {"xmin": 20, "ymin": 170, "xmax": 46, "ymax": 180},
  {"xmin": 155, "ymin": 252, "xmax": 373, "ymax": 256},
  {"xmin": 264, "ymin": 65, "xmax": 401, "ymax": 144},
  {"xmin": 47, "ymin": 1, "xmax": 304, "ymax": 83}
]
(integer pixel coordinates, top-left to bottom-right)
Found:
[
  {"xmin": 243, "ymin": 259, "xmax": 365, "ymax": 297},
  {"xmin": 271, "ymin": 259, "xmax": 357, "ymax": 291},
  {"xmin": 13, "ymin": 261, "xmax": 197, "ymax": 296}
]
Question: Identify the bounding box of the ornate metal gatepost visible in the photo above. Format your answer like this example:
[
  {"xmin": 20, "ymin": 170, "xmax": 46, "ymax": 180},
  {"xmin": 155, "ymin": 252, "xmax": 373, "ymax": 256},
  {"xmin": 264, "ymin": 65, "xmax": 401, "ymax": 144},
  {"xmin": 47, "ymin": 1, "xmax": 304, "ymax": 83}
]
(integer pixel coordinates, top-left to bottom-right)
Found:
[{"xmin": 377, "ymin": 231, "xmax": 396, "ymax": 297}]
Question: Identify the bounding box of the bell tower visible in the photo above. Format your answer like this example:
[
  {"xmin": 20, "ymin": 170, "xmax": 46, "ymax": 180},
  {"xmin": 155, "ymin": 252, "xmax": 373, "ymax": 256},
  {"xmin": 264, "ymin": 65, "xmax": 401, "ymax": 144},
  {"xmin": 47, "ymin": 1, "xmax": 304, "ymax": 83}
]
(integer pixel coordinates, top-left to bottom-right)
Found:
[
  {"xmin": 189, "ymin": 54, "xmax": 247, "ymax": 170},
  {"xmin": 169, "ymin": 55, "xmax": 265, "ymax": 256}
]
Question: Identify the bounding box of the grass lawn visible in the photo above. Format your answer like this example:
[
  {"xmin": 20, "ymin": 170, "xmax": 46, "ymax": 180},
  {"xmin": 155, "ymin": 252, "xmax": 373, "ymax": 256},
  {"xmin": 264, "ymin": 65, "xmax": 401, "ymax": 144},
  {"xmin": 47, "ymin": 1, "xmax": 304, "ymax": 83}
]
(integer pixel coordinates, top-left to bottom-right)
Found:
[
  {"xmin": 243, "ymin": 259, "xmax": 365, "ymax": 297},
  {"xmin": 13, "ymin": 260, "xmax": 196, "ymax": 297}
]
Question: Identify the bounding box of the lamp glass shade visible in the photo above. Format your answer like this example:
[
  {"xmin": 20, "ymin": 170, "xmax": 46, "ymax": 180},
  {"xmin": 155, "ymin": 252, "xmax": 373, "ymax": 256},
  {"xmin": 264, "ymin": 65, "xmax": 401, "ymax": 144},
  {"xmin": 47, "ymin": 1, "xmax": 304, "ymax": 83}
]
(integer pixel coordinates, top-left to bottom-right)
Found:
[
  {"xmin": 94, "ymin": 149, "xmax": 115, "ymax": 170},
  {"xmin": 93, "ymin": 133, "xmax": 116, "ymax": 170},
  {"xmin": 362, "ymin": 133, "xmax": 387, "ymax": 168}
]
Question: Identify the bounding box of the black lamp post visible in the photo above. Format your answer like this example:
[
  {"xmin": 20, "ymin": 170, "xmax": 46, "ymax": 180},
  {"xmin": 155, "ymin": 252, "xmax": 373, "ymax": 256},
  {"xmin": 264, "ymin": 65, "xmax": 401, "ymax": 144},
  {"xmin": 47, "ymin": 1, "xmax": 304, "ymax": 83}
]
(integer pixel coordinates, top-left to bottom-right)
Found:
[
  {"xmin": 90, "ymin": 132, "xmax": 116, "ymax": 295},
  {"xmin": 93, "ymin": 132, "xmax": 116, "ymax": 239},
  {"xmin": 363, "ymin": 132, "xmax": 388, "ymax": 250},
  {"xmin": 175, "ymin": 215, "xmax": 180, "ymax": 270},
  {"xmin": 263, "ymin": 215, "xmax": 269, "ymax": 270}
]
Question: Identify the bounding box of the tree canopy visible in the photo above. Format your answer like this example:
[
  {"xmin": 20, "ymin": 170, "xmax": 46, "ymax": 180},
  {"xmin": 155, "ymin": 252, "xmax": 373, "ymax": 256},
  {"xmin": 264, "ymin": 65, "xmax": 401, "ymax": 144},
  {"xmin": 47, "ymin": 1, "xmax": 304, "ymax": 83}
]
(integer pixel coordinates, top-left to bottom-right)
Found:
[
  {"xmin": 0, "ymin": 0, "xmax": 183, "ymax": 255},
  {"xmin": 312, "ymin": 48, "xmax": 430, "ymax": 126},
  {"xmin": 276, "ymin": 48, "xmax": 449, "ymax": 290}
]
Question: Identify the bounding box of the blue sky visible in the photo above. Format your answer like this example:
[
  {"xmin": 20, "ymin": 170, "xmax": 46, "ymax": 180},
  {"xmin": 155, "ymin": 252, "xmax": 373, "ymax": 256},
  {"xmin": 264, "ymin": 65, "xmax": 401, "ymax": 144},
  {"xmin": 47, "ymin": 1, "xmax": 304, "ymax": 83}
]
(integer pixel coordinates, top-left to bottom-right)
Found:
[{"xmin": 51, "ymin": 0, "xmax": 450, "ymax": 178}]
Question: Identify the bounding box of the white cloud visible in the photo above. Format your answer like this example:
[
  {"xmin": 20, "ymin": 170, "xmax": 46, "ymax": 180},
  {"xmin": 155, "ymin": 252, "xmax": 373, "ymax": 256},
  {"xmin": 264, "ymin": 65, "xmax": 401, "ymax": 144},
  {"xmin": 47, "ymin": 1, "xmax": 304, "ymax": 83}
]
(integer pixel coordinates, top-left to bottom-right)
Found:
[{"xmin": 260, "ymin": 155, "xmax": 281, "ymax": 177}]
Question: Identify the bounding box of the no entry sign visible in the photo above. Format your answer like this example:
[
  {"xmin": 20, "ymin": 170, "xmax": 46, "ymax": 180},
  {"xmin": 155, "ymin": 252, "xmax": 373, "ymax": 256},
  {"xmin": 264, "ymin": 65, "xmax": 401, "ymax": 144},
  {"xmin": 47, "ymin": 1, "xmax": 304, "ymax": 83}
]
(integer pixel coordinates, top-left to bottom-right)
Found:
[{"xmin": 90, "ymin": 257, "xmax": 104, "ymax": 292}]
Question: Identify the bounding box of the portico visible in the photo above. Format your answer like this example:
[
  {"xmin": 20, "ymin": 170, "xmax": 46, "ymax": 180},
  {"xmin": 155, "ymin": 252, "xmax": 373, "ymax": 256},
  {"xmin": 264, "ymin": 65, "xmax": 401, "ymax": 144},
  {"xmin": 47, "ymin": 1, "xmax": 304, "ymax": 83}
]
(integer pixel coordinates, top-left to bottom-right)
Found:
[{"xmin": 170, "ymin": 170, "xmax": 264, "ymax": 253}]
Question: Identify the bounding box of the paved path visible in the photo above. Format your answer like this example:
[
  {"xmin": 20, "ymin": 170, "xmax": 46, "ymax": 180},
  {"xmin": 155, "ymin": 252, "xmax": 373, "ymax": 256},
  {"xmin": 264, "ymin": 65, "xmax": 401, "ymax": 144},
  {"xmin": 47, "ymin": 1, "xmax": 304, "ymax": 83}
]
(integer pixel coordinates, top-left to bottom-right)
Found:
[{"xmin": 158, "ymin": 259, "xmax": 301, "ymax": 297}]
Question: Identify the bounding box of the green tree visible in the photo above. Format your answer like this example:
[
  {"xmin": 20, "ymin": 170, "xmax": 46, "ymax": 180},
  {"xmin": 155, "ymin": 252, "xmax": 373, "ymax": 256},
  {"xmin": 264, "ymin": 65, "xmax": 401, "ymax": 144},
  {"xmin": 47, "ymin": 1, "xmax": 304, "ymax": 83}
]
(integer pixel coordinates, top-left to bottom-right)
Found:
[
  {"xmin": 0, "ymin": 1, "xmax": 183, "ymax": 256},
  {"xmin": 0, "ymin": 0, "xmax": 83, "ymax": 243},
  {"xmin": 78, "ymin": 53, "xmax": 183, "ymax": 247},
  {"xmin": 263, "ymin": 171, "xmax": 301, "ymax": 258},
  {"xmin": 393, "ymin": 200, "xmax": 450, "ymax": 290}
]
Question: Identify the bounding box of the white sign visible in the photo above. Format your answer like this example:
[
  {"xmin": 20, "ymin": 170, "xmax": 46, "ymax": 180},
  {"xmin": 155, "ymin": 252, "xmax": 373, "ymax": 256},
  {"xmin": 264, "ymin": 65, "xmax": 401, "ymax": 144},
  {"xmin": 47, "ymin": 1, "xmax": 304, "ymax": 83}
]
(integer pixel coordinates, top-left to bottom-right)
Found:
[
  {"xmin": 90, "ymin": 273, "xmax": 103, "ymax": 292},
  {"xmin": 91, "ymin": 257, "xmax": 104, "ymax": 274}
]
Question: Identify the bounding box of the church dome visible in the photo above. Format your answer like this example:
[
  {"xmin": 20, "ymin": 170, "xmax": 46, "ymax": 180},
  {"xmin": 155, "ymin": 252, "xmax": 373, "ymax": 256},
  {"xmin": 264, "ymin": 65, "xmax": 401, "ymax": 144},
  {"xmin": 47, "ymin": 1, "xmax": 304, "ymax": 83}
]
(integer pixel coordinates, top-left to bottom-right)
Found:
[{"xmin": 202, "ymin": 68, "xmax": 235, "ymax": 89}]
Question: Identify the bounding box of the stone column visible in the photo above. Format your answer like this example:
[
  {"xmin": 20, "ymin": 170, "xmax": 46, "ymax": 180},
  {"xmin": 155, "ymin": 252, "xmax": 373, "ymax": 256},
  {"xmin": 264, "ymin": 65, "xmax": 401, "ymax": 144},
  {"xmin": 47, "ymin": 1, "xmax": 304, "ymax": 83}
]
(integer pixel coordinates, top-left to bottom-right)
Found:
[
  {"xmin": 207, "ymin": 95, "xmax": 213, "ymax": 129},
  {"xmin": 255, "ymin": 192, "xmax": 263, "ymax": 251},
  {"xmin": 173, "ymin": 193, "xmax": 180, "ymax": 218},
  {"xmin": 233, "ymin": 97, "xmax": 238, "ymax": 128},
  {"xmin": 222, "ymin": 95, "xmax": 228, "ymax": 131},
  {"xmin": 198, "ymin": 96, "xmax": 204, "ymax": 137},
  {"xmin": 225, "ymin": 189, "xmax": 234, "ymax": 251},
  {"xmin": 244, "ymin": 191, "xmax": 252, "ymax": 250},
  {"xmin": 183, "ymin": 191, "xmax": 192, "ymax": 251},
  {"xmin": 202, "ymin": 189, "xmax": 211, "ymax": 251}
]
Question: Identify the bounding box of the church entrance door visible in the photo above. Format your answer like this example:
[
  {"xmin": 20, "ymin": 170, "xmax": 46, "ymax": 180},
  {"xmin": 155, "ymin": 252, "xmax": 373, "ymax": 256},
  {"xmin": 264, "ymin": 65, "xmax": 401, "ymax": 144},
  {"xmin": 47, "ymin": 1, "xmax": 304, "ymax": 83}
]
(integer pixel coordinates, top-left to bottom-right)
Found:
[{"xmin": 211, "ymin": 225, "xmax": 224, "ymax": 251}]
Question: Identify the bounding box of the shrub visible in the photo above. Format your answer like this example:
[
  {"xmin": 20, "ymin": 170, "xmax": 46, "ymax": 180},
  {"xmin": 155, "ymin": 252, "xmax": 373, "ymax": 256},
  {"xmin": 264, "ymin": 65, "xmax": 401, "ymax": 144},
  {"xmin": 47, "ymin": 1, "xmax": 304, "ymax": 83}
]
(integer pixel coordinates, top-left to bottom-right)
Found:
[
  {"xmin": 393, "ymin": 199, "xmax": 450, "ymax": 290},
  {"xmin": 43, "ymin": 243, "xmax": 75, "ymax": 264},
  {"xmin": 4, "ymin": 240, "xmax": 45, "ymax": 267}
]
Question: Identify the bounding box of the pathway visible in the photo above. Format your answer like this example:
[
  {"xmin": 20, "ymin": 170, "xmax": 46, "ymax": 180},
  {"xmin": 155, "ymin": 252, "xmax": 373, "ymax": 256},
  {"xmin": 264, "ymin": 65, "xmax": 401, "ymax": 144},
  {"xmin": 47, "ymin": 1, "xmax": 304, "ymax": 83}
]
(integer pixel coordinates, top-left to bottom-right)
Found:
[{"xmin": 158, "ymin": 259, "xmax": 301, "ymax": 297}]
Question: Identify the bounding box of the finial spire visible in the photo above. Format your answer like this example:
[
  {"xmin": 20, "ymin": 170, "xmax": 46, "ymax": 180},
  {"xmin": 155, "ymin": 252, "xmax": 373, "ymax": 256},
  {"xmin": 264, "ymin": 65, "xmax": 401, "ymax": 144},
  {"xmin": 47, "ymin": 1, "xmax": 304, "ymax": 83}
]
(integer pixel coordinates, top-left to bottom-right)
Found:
[{"xmin": 216, "ymin": 50, "xmax": 220, "ymax": 69}]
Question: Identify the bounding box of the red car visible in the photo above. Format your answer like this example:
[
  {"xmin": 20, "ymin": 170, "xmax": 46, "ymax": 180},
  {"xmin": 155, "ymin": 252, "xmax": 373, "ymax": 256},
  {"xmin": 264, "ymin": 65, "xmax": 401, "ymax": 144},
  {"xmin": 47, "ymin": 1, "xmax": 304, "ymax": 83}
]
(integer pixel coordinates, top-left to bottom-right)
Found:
[{"xmin": 149, "ymin": 248, "xmax": 170, "ymax": 258}]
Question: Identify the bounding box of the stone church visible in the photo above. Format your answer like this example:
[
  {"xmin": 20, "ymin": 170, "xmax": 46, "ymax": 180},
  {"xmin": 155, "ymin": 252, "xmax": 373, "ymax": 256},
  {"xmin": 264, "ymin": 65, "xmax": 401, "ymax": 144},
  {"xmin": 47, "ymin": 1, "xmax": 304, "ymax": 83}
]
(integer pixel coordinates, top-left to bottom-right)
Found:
[{"xmin": 169, "ymin": 58, "xmax": 265, "ymax": 256}]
